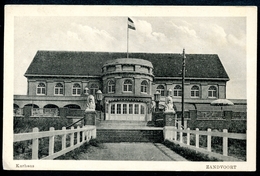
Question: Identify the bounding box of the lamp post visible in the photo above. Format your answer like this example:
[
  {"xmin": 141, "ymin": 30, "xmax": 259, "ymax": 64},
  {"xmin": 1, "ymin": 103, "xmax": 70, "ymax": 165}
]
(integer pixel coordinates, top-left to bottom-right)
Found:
[
  {"xmin": 96, "ymin": 90, "xmax": 103, "ymax": 111},
  {"xmin": 154, "ymin": 91, "xmax": 161, "ymax": 112}
]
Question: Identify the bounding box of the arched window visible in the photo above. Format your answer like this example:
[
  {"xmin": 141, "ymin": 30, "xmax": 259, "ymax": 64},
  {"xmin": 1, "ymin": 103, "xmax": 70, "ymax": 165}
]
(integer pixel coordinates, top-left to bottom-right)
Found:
[
  {"xmin": 141, "ymin": 81, "xmax": 148, "ymax": 93},
  {"xmin": 123, "ymin": 79, "xmax": 132, "ymax": 92},
  {"xmin": 54, "ymin": 83, "xmax": 64, "ymax": 95},
  {"xmin": 191, "ymin": 85, "xmax": 200, "ymax": 98},
  {"xmin": 108, "ymin": 80, "xmax": 115, "ymax": 93},
  {"xmin": 156, "ymin": 85, "xmax": 165, "ymax": 96},
  {"xmin": 173, "ymin": 85, "xmax": 182, "ymax": 97},
  {"xmin": 90, "ymin": 84, "xmax": 99, "ymax": 95},
  {"xmin": 208, "ymin": 86, "xmax": 217, "ymax": 98},
  {"xmin": 37, "ymin": 83, "xmax": 46, "ymax": 95},
  {"xmin": 72, "ymin": 83, "xmax": 81, "ymax": 95}
]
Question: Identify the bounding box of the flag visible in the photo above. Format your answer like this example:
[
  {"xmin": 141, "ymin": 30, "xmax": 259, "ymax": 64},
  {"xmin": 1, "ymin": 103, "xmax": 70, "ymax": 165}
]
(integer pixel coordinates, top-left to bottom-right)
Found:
[{"xmin": 128, "ymin": 17, "xmax": 136, "ymax": 30}]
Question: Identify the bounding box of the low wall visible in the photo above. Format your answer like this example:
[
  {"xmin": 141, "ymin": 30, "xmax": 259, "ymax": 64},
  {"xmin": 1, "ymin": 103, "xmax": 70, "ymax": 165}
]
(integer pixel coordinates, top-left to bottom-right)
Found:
[{"xmin": 152, "ymin": 110, "xmax": 247, "ymax": 133}]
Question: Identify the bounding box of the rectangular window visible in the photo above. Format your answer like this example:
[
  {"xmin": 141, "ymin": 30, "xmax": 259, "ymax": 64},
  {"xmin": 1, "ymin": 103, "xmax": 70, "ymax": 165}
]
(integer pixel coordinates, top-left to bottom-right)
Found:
[
  {"xmin": 141, "ymin": 105, "xmax": 145, "ymax": 114},
  {"xmin": 42, "ymin": 88, "xmax": 45, "ymax": 94},
  {"xmin": 134, "ymin": 104, "xmax": 139, "ymax": 114},
  {"xmin": 213, "ymin": 91, "xmax": 217, "ymax": 97},
  {"xmin": 161, "ymin": 90, "xmax": 164, "ymax": 96},
  {"xmin": 129, "ymin": 85, "xmax": 132, "ymax": 91},
  {"xmin": 123, "ymin": 104, "xmax": 127, "ymax": 114},
  {"xmin": 111, "ymin": 104, "xmax": 115, "ymax": 114},
  {"xmin": 77, "ymin": 89, "xmax": 81, "ymax": 95},
  {"xmin": 129, "ymin": 104, "xmax": 133, "ymax": 114},
  {"xmin": 37, "ymin": 88, "xmax": 41, "ymax": 94},
  {"xmin": 117, "ymin": 104, "xmax": 121, "ymax": 114},
  {"xmin": 112, "ymin": 85, "xmax": 115, "ymax": 92},
  {"xmin": 60, "ymin": 89, "xmax": 63, "ymax": 95},
  {"xmin": 123, "ymin": 85, "xmax": 127, "ymax": 91}
]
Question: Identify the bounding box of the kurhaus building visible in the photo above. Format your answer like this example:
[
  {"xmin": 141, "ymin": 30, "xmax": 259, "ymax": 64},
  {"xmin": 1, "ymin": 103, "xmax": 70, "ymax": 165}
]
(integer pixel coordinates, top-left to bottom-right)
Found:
[{"xmin": 14, "ymin": 51, "xmax": 233, "ymax": 121}]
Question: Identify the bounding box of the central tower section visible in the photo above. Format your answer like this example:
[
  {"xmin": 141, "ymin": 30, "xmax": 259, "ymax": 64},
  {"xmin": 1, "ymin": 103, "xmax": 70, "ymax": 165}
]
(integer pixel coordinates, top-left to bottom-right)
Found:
[{"xmin": 101, "ymin": 58, "xmax": 154, "ymax": 121}]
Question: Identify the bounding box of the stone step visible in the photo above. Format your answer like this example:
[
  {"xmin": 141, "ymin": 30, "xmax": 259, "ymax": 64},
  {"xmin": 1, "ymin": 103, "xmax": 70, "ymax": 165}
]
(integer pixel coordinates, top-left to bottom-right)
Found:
[
  {"xmin": 98, "ymin": 120, "xmax": 148, "ymax": 127},
  {"xmin": 97, "ymin": 129, "xmax": 163, "ymax": 143}
]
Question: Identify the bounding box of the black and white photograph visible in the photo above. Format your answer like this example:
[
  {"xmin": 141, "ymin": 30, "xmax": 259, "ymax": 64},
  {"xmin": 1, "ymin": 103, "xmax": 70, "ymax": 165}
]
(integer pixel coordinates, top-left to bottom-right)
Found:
[{"xmin": 3, "ymin": 6, "xmax": 256, "ymax": 171}]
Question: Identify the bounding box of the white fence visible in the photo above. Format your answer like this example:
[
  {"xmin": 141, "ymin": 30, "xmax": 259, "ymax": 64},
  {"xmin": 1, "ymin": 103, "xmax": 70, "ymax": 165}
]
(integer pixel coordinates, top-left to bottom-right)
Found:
[
  {"xmin": 13, "ymin": 125, "xmax": 96, "ymax": 160},
  {"xmin": 163, "ymin": 127, "xmax": 246, "ymax": 161}
]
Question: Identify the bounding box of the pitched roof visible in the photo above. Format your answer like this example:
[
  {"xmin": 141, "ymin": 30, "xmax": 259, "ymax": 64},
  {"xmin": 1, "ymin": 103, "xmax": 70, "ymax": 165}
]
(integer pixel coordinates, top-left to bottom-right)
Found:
[{"xmin": 25, "ymin": 50, "xmax": 229, "ymax": 80}]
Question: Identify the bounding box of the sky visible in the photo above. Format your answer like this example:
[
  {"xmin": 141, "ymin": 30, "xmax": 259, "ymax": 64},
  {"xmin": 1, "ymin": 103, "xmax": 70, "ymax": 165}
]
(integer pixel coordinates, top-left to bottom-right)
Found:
[{"xmin": 13, "ymin": 16, "xmax": 247, "ymax": 99}]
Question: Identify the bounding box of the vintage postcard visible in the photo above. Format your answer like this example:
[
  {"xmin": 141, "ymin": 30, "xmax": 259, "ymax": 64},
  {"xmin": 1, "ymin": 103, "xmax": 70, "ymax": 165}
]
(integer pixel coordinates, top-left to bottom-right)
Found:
[{"xmin": 3, "ymin": 6, "xmax": 257, "ymax": 171}]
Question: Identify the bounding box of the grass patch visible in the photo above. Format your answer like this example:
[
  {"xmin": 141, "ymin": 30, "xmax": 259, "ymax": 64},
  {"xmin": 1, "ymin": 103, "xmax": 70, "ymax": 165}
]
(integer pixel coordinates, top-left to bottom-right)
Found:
[
  {"xmin": 55, "ymin": 139, "xmax": 102, "ymax": 160},
  {"xmin": 162, "ymin": 140, "xmax": 220, "ymax": 161}
]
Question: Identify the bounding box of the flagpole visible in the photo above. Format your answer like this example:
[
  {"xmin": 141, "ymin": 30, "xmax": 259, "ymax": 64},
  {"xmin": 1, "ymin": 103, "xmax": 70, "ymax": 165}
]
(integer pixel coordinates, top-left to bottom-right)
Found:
[
  {"xmin": 127, "ymin": 17, "xmax": 129, "ymax": 58},
  {"xmin": 181, "ymin": 48, "xmax": 186, "ymax": 129}
]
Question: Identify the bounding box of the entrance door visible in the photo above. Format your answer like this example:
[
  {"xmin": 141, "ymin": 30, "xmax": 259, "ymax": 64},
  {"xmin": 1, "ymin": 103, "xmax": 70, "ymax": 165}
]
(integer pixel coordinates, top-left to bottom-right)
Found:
[{"xmin": 108, "ymin": 102, "xmax": 146, "ymax": 121}]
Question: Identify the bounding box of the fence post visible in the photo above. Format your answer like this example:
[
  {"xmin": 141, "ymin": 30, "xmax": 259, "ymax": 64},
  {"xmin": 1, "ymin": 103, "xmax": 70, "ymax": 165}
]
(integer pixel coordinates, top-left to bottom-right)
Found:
[
  {"xmin": 49, "ymin": 127, "xmax": 55, "ymax": 156},
  {"xmin": 77, "ymin": 126, "xmax": 80, "ymax": 144},
  {"xmin": 32, "ymin": 127, "xmax": 39, "ymax": 160},
  {"xmin": 207, "ymin": 128, "xmax": 212, "ymax": 152},
  {"xmin": 92, "ymin": 127, "xmax": 96, "ymax": 139},
  {"xmin": 174, "ymin": 126, "xmax": 177, "ymax": 141},
  {"xmin": 187, "ymin": 128, "xmax": 190, "ymax": 145},
  {"xmin": 180, "ymin": 128, "xmax": 183, "ymax": 143},
  {"xmin": 70, "ymin": 126, "xmax": 74, "ymax": 147},
  {"xmin": 195, "ymin": 128, "xmax": 199, "ymax": 148},
  {"xmin": 223, "ymin": 129, "xmax": 228, "ymax": 156},
  {"xmin": 61, "ymin": 127, "xmax": 66, "ymax": 150}
]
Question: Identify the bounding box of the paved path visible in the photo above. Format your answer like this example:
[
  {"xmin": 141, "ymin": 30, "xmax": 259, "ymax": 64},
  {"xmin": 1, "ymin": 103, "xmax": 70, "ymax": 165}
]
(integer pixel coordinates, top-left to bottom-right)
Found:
[{"xmin": 77, "ymin": 142, "xmax": 187, "ymax": 161}]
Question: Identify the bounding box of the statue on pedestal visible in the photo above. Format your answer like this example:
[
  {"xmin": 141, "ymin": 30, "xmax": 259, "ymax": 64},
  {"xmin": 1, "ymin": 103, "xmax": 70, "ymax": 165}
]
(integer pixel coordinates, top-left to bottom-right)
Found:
[
  {"xmin": 165, "ymin": 96, "xmax": 175, "ymax": 112},
  {"xmin": 85, "ymin": 95, "xmax": 96, "ymax": 111}
]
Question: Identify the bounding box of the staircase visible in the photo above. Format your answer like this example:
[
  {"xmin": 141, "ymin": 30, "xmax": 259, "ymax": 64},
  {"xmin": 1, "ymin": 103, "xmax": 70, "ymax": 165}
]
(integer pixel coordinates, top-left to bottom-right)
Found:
[{"xmin": 96, "ymin": 120, "xmax": 163, "ymax": 143}]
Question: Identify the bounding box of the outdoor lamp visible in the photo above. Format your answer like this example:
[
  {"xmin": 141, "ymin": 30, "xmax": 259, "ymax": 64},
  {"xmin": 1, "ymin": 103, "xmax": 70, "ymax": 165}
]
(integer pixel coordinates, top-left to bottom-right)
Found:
[
  {"xmin": 167, "ymin": 88, "xmax": 173, "ymax": 97},
  {"xmin": 96, "ymin": 90, "xmax": 103, "ymax": 111},
  {"xmin": 84, "ymin": 87, "xmax": 89, "ymax": 96},
  {"xmin": 154, "ymin": 91, "xmax": 161, "ymax": 112}
]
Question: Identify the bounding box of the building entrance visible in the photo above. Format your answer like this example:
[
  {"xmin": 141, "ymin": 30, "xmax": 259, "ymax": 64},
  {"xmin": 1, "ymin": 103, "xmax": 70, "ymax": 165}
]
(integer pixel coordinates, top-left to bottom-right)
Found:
[{"xmin": 107, "ymin": 102, "xmax": 147, "ymax": 121}]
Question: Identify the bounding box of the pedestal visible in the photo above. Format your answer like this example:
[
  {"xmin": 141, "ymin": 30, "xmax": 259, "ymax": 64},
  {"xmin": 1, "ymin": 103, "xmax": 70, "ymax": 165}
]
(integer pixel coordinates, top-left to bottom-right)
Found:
[
  {"xmin": 164, "ymin": 111, "xmax": 176, "ymax": 126},
  {"xmin": 84, "ymin": 111, "xmax": 96, "ymax": 125}
]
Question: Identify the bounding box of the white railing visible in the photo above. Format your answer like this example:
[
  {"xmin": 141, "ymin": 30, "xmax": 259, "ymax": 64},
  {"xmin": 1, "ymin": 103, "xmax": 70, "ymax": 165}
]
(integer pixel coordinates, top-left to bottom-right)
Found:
[
  {"xmin": 13, "ymin": 125, "xmax": 96, "ymax": 160},
  {"xmin": 163, "ymin": 127, "xmax": 246, "ymax": 161}
]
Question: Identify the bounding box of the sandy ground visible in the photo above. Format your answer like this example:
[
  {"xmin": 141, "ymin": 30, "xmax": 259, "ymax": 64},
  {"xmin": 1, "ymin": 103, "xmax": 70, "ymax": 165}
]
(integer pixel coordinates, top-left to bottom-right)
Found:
[{"xmin": 77, "ymin": 142, "xmax": 173, "ymax": 161}]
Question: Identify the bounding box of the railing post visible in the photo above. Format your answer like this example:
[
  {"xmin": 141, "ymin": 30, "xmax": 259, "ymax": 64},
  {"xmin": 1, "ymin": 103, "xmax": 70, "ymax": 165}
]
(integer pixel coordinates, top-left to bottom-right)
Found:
[
  {"xmin": 61, "ymin": 127, "xmax": 66, "ymax": 150},
  {"xmin": 207, "ymin": 128, "xmax": 212, "ymax": 152},
  {"xmin": 32, "ymin": 127, "xmax": 39, "ymax": 160},
  {"xmin": 77, "ymin": 126, "xmax": 80, "ymax": 144},
  {"xmin": 70, "ymin": 126, "xmax": 74, "ymax": 147},
  {"xmin": 87, "ymin": 130, "xmax": 90, "ymax": 141},
  {"xmin": 195, "ymin": 128, "xmax": 199, "ymax": 148},
  {"xmin": 223, "ymin": 129, "xmax": 228, "ymax": 156},
  {"xmin": 187, "ymin": 128, "xmax": 190, "ymax": 145},
  {"xmin": 180, "ymin": 128, "xmax": 183, "ymax": 143},
  {"xmin": 82, "ymin": 127, "xmax": 85, "ymax": 142},
  {"xmin": 49, "ymin": 127, "xmax": 55, "ymax": 156}
]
